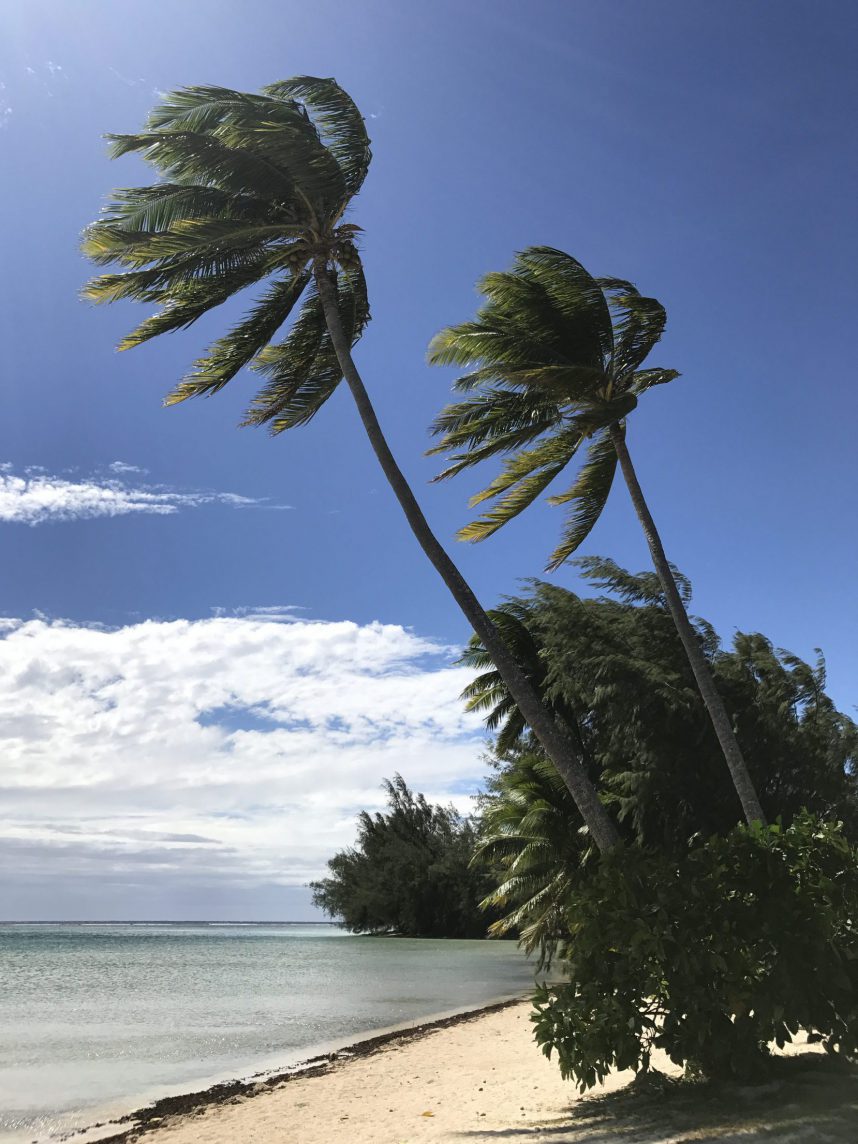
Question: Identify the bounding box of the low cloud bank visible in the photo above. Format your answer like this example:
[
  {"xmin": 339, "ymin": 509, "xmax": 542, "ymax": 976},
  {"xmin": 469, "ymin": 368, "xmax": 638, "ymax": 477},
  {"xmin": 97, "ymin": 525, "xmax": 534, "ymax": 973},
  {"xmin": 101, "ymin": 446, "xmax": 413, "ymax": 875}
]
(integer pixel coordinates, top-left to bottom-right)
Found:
[{"xmin": 0, "ymin": 611, "xmax": 484, "ymax": 919}]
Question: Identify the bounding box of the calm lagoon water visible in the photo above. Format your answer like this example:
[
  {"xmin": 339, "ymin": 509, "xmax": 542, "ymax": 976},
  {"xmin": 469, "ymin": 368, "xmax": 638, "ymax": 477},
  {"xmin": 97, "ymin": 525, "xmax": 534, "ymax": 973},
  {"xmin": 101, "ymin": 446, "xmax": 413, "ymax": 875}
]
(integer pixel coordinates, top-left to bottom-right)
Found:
[{"xmin": 0, "ymin": 923, "xmax": 535, "ymax": 1142}]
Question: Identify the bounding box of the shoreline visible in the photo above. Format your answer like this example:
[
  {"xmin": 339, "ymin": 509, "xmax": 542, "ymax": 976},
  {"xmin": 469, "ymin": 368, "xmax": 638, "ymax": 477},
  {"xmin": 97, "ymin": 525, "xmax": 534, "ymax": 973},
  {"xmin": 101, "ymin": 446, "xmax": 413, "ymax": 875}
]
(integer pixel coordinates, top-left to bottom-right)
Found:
[
  {"xmin": 61, "ymin": 996, "xmax": 528, "ymax": 1144},
  {"xmin": 59, "ymin": 1000, "xmax": 858, "ymax": 1144}
]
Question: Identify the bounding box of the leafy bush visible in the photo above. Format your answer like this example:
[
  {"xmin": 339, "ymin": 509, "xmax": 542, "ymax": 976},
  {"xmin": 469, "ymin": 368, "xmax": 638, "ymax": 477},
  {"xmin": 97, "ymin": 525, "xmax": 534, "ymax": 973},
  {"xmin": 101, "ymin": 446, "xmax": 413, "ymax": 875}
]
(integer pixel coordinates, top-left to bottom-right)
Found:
[{"xmin": 531, "ymin": 814, "xmax": 858, "ymax": 1089}]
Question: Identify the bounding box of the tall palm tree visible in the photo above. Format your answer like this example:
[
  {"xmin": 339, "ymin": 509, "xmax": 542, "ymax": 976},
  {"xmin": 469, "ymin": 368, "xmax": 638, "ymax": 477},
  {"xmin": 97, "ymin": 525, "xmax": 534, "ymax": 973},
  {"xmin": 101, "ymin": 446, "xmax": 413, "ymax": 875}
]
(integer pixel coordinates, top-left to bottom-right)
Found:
[
  {"xmin": 81, "ymin": 79, "xmax": 620, "ymax": 853},
  {"xmin": 427, "ymin": 247, "xmax": 764, "ymax": 826}
]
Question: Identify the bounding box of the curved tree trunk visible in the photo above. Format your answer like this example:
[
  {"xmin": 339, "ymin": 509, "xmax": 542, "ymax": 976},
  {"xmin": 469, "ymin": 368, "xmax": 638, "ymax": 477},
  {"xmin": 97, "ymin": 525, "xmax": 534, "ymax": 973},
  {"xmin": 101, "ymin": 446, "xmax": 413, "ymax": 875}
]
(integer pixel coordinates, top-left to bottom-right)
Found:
[
  {"xmin": 608, "ymin": 422, "xmax": 766, "ymax": 826},
  {"xmin": 314, "ymin": 262, "xmax": 621, "ymax": 854}
]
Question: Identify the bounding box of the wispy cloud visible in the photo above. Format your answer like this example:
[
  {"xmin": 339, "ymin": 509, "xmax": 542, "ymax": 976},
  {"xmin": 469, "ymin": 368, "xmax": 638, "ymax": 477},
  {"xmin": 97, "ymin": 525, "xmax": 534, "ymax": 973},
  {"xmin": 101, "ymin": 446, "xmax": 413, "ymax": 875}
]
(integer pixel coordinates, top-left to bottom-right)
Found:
[
  {"xmin": 0, "ymin": 463, "xmax": 290, "ymax": 525},
  {"xmin": 107, "ymin": 66, "xmax": 146, "ymax": 88},
  {"xmin": 0, "ymin": 81, "xmax": 11, "ymax": 128},
  {"xmin": 108, "ymin": 461, "xmax": 148, "ymax": 475},
  {"xmin": 229, "ymin": 604, "xmax": 307, "ymax": 623},
  {"xmin": 0, "ymin": 613, "xmax": 482, "ymax": 917}
]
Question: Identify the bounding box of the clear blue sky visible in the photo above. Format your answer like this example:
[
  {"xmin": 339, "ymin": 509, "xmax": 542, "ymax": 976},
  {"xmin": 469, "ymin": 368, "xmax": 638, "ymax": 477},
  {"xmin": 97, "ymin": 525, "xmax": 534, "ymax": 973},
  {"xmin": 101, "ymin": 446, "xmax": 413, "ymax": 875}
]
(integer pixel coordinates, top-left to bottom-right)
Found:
[{"xmin": 0, "ymin": 1, "xmax": 855, "ymax": 919}]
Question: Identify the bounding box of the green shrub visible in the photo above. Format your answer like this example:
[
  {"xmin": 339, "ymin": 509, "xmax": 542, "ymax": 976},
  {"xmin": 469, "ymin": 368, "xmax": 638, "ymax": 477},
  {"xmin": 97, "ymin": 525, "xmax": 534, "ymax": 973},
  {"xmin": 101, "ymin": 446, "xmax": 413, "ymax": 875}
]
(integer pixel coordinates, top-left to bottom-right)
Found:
[{"xmin": 531, "ymin": 814, "xmax": 858, "ymax": 1089}]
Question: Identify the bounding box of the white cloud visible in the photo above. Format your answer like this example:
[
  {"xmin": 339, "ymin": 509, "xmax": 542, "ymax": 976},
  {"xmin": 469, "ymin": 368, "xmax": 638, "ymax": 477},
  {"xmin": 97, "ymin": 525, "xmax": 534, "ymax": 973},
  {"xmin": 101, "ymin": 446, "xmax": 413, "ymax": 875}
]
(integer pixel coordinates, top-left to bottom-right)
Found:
[
  {"xmin": 0, "ymin": 464, "xmax": 290, "ymax": 525},
  {"xmin": 108, "ymin": 460, "xmax": 148, "ymax": 475},
  {"xmin": 0, "ymin": 613, "xmax": 485, "ymax": 918}
]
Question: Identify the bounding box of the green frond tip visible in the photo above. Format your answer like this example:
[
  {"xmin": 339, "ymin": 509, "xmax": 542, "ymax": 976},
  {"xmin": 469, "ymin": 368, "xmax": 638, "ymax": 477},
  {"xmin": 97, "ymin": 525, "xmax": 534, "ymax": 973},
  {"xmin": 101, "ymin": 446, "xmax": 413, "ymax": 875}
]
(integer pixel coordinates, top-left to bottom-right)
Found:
[
  {"xmin": 631, "ymin": 368, "xmax": 681, "ymax": 395},
  {"xmin": 546, "ymin": 430, "xmax": 619, "ymax": 570},
  {"xmin": 456, "ymin": 425, "xmax": 585, "ymax": 543}
]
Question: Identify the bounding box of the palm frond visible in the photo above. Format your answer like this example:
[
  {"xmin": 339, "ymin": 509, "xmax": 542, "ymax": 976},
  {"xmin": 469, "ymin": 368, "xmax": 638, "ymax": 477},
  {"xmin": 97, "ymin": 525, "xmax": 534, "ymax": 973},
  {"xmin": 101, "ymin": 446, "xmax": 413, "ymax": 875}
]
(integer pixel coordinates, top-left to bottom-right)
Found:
[
  {"xmin": 427, "ymin": 315, "xmax": 563, "ymax": 373},
  {"xmin": 116, "ymin": 255, "xmax": 288, "ymax": 349},
  {"xmin": 83, "ymin": 219, "xmax": 295, "ymax": 268},
  {"xmin": 458, "ymin": 426, "xmax": 584, "ymax": 542},
  {"xmin": 87, "ymin": 183, "xmax": 272, "ymax": 236},
  {"xmin": 82, "ymin": 245, "xmax": 277, "ymax": 304},
  {"xmin": 106, "ymin": 129, "xmax": 303, "ymax": 205},
  {"xmin": 573, "ymin": 554, "xmax": 693, "ymax": 607},
  {"xmin": 597, "ymin": 278, "xmax": 668, "ymax": 380},
  {"xmin": 164, "ymin": 270, "xmax": 312, "ymax": 404},
  {"xmin": 630, "ymin": 368, "xmax": 681, "ymax": 395},
  {"xmin": 429, "ymin": 389, "xmax": 563, "ymax": 479},
  {"xmin": 144, "ymin": 85, "xmax": 275, "ymax": 133},
  {"xmin": 547, "ymin": 430, "xmax": 619, "ymax": 569},
  {"xmin": 510, "ymin": 247, "xmax": 614, "ymax": 365},
  {"xmin": 243, "ymin": 265, "xmax": 370, "ymax": 432},
  {"xmin": 264, "ymin": 76, "xmax": 371, "ymax": 197}
]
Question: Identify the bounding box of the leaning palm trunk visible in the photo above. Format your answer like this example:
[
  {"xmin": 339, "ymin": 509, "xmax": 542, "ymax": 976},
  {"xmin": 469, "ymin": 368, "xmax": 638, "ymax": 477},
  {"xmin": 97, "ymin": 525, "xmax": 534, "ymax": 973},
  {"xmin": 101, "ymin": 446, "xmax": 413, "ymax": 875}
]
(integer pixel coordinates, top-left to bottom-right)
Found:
[
  {"xmin": 608, "ymin": 423, "xmax": 765, "ymax": 825},
  {"xmin": 314, "ymin": 263, "xmax": 621, "ymax": 853}
]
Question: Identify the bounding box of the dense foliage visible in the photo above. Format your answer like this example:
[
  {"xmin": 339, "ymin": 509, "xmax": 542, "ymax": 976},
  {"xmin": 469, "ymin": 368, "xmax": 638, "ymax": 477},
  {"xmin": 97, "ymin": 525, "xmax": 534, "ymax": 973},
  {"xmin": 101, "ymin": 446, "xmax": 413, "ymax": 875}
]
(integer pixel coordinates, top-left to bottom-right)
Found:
[
  {"xmin": 531, "ymin": 816, "xmax": 858, "ymax": 1088},
  {"xmin": 470, "ymin": 559, "xmax": 858, "ymax": 856},
  {"xmin": 311, "ymin": 776, "xmax": 497, "ymax": 937}
]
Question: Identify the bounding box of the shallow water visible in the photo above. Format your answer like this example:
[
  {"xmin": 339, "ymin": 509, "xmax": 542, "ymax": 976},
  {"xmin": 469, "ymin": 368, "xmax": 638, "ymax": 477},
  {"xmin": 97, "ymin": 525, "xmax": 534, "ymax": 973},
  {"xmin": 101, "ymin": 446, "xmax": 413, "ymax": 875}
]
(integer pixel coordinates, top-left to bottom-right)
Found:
[{"xmin": 0, "ymin": 922, "xmax": 535, "ymax": 1142}]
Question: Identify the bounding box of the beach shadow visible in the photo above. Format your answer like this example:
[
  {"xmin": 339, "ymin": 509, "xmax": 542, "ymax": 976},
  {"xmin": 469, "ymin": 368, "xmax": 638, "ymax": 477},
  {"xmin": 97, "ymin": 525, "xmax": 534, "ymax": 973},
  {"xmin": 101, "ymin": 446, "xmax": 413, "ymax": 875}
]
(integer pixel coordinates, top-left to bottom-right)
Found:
[{"xmin": 453, "ymin": 1053, "xmax": 858, "ymax": 1142}]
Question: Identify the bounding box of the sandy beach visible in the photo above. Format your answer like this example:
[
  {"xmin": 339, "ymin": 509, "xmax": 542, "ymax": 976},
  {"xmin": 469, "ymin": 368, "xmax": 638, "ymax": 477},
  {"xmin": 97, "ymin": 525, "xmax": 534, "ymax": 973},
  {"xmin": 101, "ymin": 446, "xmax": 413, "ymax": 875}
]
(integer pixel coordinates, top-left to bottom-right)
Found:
[{"xmin": 99, "ymin": 1000, "xmax": 858, "ymax": 1144}]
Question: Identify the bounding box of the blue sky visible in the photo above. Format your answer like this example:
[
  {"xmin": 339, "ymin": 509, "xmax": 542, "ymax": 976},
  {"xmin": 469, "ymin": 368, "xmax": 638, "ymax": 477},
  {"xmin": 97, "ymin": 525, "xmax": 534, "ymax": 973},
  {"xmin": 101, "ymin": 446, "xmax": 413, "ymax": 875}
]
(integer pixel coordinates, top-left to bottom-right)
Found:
[{"xmin": 0, "ymin": 0, "xmax": 855, "ymax": 919}]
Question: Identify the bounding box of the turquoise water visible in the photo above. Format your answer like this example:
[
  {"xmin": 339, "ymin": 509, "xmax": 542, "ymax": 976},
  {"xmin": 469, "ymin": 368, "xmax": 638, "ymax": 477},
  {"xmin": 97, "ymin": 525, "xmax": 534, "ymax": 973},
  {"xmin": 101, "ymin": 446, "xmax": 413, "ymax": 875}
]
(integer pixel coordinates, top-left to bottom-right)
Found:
[{"xmin": 0, "ymin": 923, "xmax": 535, "ymax": 1142}]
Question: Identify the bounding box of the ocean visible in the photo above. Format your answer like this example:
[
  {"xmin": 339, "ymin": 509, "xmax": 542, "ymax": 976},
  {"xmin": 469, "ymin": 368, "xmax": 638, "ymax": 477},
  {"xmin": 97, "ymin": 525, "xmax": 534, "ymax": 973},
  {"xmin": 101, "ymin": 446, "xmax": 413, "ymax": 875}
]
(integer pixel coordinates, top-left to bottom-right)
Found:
[{"xmin": 0, "ymin": 923, "xmax": 535, "ymax": 1142}]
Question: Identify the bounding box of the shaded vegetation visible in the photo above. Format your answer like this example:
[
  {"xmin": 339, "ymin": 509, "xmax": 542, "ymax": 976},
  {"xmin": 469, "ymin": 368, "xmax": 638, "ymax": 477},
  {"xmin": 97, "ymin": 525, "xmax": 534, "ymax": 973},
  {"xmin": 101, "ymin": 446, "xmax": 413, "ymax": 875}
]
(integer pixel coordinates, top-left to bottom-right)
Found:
[
  {"xmin": 469, "ymin": 559, "xmax": 858, "ymax": 858},
  {"xmin": 531, "ymin": 815, "xmax": 858, "ymax": 1089}
]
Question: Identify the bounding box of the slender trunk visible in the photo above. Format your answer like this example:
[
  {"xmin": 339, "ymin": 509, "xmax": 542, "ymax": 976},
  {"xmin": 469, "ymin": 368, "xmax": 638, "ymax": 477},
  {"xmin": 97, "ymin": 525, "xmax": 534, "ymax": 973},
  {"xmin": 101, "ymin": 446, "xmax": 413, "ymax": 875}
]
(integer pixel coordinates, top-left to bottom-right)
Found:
[
  {"xmin": 608, "ymin": 422, "xmax": 766, "ymax": 826},
  {"xmin": 314, "ymin": 262, "xmax": 621, "ymax": 853}
]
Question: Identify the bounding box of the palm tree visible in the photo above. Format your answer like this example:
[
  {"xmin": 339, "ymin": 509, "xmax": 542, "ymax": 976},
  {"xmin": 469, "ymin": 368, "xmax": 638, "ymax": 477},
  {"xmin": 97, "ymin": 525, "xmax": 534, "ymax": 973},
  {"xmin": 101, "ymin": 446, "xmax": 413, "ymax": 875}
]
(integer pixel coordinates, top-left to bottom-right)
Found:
[
  {"xmin": 427, "ymin": 247, "xmax": 764, "ymax": 826},
  {"xmin": 475, "ymin": 752, "xmax": 589, "ymax": 967},
  {"xmin": 81, "ymin": 79, "xmax": 619, "ymax": 853}
]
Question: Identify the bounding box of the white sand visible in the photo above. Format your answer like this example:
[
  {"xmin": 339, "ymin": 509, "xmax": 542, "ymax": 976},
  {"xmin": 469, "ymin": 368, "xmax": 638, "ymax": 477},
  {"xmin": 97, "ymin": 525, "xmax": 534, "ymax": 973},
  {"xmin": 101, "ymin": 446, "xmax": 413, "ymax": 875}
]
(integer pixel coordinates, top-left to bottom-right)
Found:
[{"xmin": 128, "ymin": 1001, "xmax": 857, "ymax": 1143}]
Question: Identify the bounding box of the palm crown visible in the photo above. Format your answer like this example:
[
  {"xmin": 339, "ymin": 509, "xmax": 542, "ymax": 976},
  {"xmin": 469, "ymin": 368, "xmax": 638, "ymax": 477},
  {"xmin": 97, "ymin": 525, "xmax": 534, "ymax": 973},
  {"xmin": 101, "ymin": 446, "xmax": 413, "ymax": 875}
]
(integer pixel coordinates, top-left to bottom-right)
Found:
[
  {"xmin": 428, "ymin": 247, "xmax": 679, "ymax": 568},
  {"xmin": 82, "ymin": 77, "xmax": 371, "ymax": 431}
]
